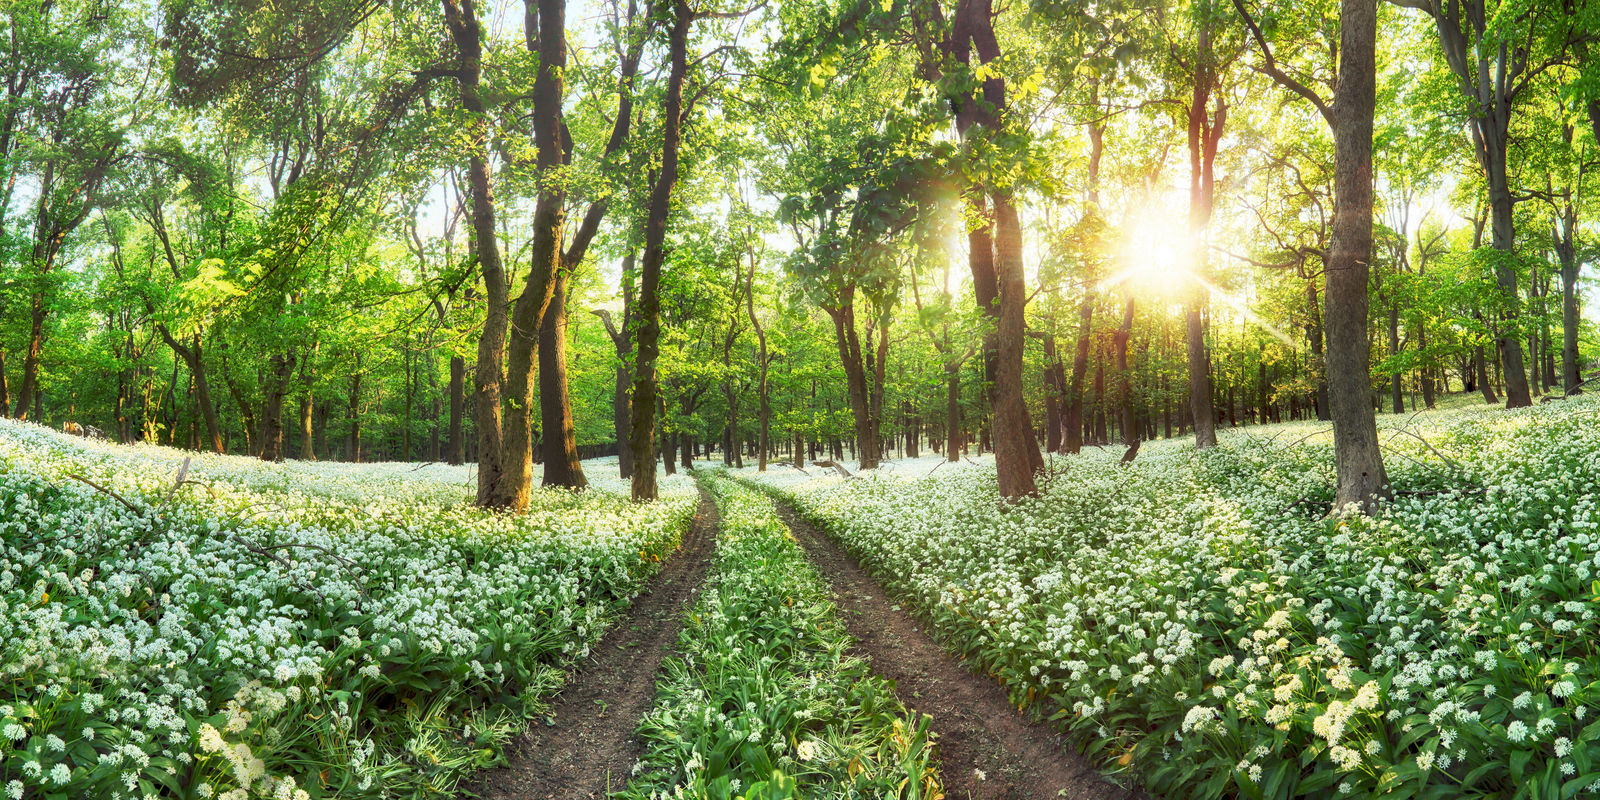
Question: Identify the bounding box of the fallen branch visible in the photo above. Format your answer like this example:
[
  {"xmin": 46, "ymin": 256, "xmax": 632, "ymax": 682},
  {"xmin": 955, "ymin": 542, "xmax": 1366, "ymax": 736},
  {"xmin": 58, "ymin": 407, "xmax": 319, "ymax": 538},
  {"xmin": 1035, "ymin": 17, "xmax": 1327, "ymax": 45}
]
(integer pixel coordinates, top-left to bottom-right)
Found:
[
  {"xmin": 811, "ymin": 460, "xmax": 854, "ymax": 478},
  {"xmin": 65, "ymin": 473, "xmax": 140, "ymax": 514}
]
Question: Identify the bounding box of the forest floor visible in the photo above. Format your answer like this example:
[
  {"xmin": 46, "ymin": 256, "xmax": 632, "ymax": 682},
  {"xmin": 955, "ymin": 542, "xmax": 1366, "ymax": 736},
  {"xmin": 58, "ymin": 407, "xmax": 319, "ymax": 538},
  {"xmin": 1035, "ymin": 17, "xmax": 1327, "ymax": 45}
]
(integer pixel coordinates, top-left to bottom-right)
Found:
[
  {"xmin": 465, "ymin": 468, "xmax": 1151, "ymax": 799},
  {"xmin": 465, "ymin": 486, "xmax": 720, "ymax": 799},
  {"xmin": 765, "ymin": 494, "xmax": 1144, "ymax": 800}
]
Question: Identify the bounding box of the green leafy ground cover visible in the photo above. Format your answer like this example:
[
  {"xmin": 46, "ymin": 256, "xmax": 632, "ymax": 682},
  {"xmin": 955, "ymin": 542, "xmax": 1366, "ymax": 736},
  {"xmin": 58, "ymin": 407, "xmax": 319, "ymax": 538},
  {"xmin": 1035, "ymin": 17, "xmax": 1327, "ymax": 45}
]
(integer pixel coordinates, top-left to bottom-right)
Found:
[
  {"xmin": 622, "ymin": 471, "xmax": 937, "ymax": 800},
  {"xmin": 0, "ymin": 420, "xmax": 695, "ymax": 800},
  {"xmin": 739, "ymin": 399, "xmax": 1600, "ymax": 800}
]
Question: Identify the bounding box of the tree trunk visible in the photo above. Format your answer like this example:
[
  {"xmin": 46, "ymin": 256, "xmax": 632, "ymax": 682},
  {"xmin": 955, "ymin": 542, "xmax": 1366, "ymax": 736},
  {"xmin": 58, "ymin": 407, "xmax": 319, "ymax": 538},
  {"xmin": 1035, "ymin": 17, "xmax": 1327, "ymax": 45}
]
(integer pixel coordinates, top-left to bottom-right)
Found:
[
  {"xmin": 1183, "ymin": 43, "xmax": 1225, "ymax": 450},
  {"xmin": 489, "ymin": 0, "xmax": 573, "ymax": 509},
  {"xmin": 1115, "ymin": 295, "xmax": 1140, "ymax": 462},
  {"xmin": 540, "ymin": 267, "xmax": 587, "ymax": 488},
  {"xmin": 447, "ymin": 354, "xmax": 466, "ymax": 464},
  {"xmin": 828, "ymin": 302, "xmax": 880, "ymax": 470},
  {"xmin": 1475, "ymin": 346, "xmax": 1497, "ymax": 404},
  {"xmin": 260, "ymin": 351, "xmax": 296, "ymax": 462},
  {"xmin": 628, "ymin": 0, "xmax": 690, "ymax": 502},
  {"xmin": 989, "ymin": 196, "xmax": 1041, "ymax": 495},
  {"xmin": 444, "ymin": 0, "xmax": 511, "ymax": 502},
  {"xmin": 1324, "ymin": 0, "xmax": 1387, "ymax": 509}
]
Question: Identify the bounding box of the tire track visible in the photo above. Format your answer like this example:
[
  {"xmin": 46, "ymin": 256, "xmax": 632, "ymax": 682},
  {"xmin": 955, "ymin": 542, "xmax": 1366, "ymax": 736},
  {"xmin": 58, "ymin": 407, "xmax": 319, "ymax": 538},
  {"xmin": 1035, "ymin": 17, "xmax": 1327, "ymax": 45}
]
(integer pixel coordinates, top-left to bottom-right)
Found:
[
  {"xmin": 465, "ymin": 482, "xmax": 718, "ymax": 799},
  {"xmin": 766, "ymin": 494, "xmax": 1148, "ymax": 800}
]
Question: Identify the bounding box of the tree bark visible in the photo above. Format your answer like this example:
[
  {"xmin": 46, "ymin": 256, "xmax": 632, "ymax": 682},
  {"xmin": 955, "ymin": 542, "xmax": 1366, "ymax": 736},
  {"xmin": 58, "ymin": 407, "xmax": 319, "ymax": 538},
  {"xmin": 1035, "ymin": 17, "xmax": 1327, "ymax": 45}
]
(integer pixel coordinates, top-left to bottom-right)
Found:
[
  {"xmin": 1323, "ymin": 0, "xmax": 1387, "ymax": 509},
  {"xmin": 1182, "ymin": 32, "xmax": 1225, "ymax": 450},
  {"xmin": 444, "ymin": 0, "xmax": 511, "ymax": 502},
  {"xmin": 989, "ymin": 195, "xmax": 1041, "ymax": 495},
  {"xmin": 489, "ymin": 0, "xmax": 574, "ymax": 509},
  {"xmin": 540, "ymin": 266, "xmax": 588, "ymax": 488},
  {"xmin": 628, "ymin": 0, "xmax": 691, "ymax": 502},
  {"xmin": 827, "ymin": 300, "xmax": 880, "ymax": 469},
  {"xmin": 260, "ymin": 351, "xmax": 296, "ymax": 461}
]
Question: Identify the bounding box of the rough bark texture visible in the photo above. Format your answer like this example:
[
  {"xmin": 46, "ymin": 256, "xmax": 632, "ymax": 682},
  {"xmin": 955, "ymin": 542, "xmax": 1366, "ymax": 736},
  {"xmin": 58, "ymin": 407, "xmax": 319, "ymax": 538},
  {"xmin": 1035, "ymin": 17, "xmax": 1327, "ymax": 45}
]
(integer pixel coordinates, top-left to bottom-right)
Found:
[
  {"xmin": 828, "ymin": 301, "xmax": 881, "ymax": 470},
  {"xmin": 540, "ymin": 268, "xmax": 587, "ymax": 488},
  {"xmin": 628, "ymin": 1, "xmax": 690, "ymax": 502},
  {"xmin": 989, "ymin": 196, "xmax": 1040, "ymax": 496},
  {"xmin": 259, "ymin": 351, "xmax": 295, "ymax": 462},
  {"xmin": 1324, "ymin": 0, "xmax": 1388, "ymax": 509},
  {"xmin": 444, "ymin": 0, "xmax": 510, "ymax": 504},
  {"xmin": 490, "ymin": 0, "xmax": 571, "ymax": 509},
  {"xmin": 1423, "ymin": 0, "xmax": 1539, "ymax": 408},
  {"xmin": 1183, "ymin": 45, "xmax": 1224, "ymax": 450}
]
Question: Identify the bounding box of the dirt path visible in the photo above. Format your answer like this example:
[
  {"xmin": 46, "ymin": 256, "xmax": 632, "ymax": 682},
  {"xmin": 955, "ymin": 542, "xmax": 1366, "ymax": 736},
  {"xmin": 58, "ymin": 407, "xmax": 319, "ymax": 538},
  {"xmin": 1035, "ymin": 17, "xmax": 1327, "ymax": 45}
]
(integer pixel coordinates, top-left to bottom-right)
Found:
[
  {"xmin": 465, "ymin": 484, "xmax": 718, "ymax": 800},
  {"xmin": 768, "ymin": 497, "xmax": 1147, "ymax": 800}
]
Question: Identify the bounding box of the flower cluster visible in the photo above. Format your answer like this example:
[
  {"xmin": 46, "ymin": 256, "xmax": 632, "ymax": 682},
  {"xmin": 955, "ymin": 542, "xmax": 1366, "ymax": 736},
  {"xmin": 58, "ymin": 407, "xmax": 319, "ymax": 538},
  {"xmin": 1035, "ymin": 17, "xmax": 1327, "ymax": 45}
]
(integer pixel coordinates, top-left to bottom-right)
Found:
[
  {"xmin": 745, "ymin": 398, "xmax": 1600, "ymax": 799},
  {"xmin": 621, "ymin": 471, "xmax": 937, "ymax": 800},
  {"xmin": 0, "ymin": 419, "xmax": 695, "ymax": 799}
]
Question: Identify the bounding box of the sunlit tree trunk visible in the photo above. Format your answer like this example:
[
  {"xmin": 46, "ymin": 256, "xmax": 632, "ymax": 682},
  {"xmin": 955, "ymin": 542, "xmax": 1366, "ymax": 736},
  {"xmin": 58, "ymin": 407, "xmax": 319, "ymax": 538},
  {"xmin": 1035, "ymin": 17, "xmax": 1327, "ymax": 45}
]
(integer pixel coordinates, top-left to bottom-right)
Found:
[
  {"xmin": 444, "ymin": 0, "xmax": 510, "ymax": 502},
  {"xmin": 629, "ymin": 0, "xmax": 690, "ymax": 501},
  {"xmin": 540, "ymin": 267, "xmax": 587, "ymax": 488},
  {"xmin": 1322, "ymin": 0, "xmax": 1387, "ymax": 508}
]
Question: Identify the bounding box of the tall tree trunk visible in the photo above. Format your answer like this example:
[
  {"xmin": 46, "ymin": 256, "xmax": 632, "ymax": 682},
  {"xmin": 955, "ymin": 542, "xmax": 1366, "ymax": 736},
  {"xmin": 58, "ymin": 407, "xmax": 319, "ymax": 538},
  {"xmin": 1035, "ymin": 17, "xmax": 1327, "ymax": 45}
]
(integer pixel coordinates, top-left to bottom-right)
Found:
[
  {"xmin": 489, "ymin": 0, "xmax": 574, "ymax": 509},
  {"xmin": 260, "ymin": 351, "xmax": 296, "ymax": 461},
  {"xmin": 1475, "ymin": 345, "xmax": 1497, "ymax": 404},
  {"xmin": 1323, "ymin": 0, "xmax": 1387, "ymax": 508},
  {"xmin": 1182, "ymin": 39, "xmax": 1225, "ymax": 450},
  {"xmin": 827, "ymin": 302, "xmax": 880, "ymax": 469},
  {"xmin": 540, "ymin": 267, "xmax": 588, "ymax": 488},
  {"xmin": 444, "ymin": 0, "xmax": 511, "ymax": 502},
  {"xmin": 628, "ymin": 0, "xmax": 690, "ymax": 502},
  {"xmin": 989, "ymin": 196, "xmax": 1041, "ymax": 495}
]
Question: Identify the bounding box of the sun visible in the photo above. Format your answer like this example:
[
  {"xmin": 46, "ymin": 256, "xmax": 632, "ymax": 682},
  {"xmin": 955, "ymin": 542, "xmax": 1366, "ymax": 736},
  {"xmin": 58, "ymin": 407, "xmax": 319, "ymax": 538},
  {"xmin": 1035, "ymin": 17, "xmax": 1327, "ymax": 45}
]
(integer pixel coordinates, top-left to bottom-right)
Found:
[{"xmin": 1103, "ymin": 211, "xmax": 1194, "ymax": 297}]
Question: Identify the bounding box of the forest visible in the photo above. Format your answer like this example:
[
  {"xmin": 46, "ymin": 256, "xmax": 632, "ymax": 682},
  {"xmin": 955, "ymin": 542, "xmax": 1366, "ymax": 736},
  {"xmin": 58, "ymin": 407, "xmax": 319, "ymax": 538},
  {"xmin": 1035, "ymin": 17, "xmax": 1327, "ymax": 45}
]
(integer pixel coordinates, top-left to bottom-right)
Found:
[{"xmin": 4, "ymin": 0, "xmax": 1600, "ymax": 797}]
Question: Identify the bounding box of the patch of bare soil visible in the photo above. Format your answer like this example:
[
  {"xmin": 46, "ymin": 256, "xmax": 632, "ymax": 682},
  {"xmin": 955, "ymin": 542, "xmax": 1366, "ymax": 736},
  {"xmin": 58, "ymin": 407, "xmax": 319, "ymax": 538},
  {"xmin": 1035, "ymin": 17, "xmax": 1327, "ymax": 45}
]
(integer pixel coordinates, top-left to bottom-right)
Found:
[
  {"xmin": 769, "ymin": 498, "xmax": 1149, "ymax": 800},
  {"xmin": 464, "ymin": 483, "xmax": 718, "ymax": 800}
]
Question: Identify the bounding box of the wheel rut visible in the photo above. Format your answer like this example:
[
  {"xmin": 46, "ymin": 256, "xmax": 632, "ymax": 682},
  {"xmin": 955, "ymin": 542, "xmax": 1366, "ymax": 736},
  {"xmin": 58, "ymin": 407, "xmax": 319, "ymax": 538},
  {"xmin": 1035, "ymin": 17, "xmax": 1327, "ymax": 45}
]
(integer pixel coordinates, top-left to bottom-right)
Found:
[
  {"xmin": 465, "ymin": 482, "xmax": 718, "ymax": 800},
  {"xmin": 766, "ymin": 494, "xmax": 1148, "ymax": 800}
]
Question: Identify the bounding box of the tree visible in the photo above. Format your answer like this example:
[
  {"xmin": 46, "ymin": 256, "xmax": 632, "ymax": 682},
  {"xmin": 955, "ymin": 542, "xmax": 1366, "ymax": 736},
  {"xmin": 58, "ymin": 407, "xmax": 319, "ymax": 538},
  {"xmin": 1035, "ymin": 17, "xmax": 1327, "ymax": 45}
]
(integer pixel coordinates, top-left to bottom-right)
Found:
[{"xmin": 1237, "ymin": 0, "xmax": 1390, "ymax": 508}]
